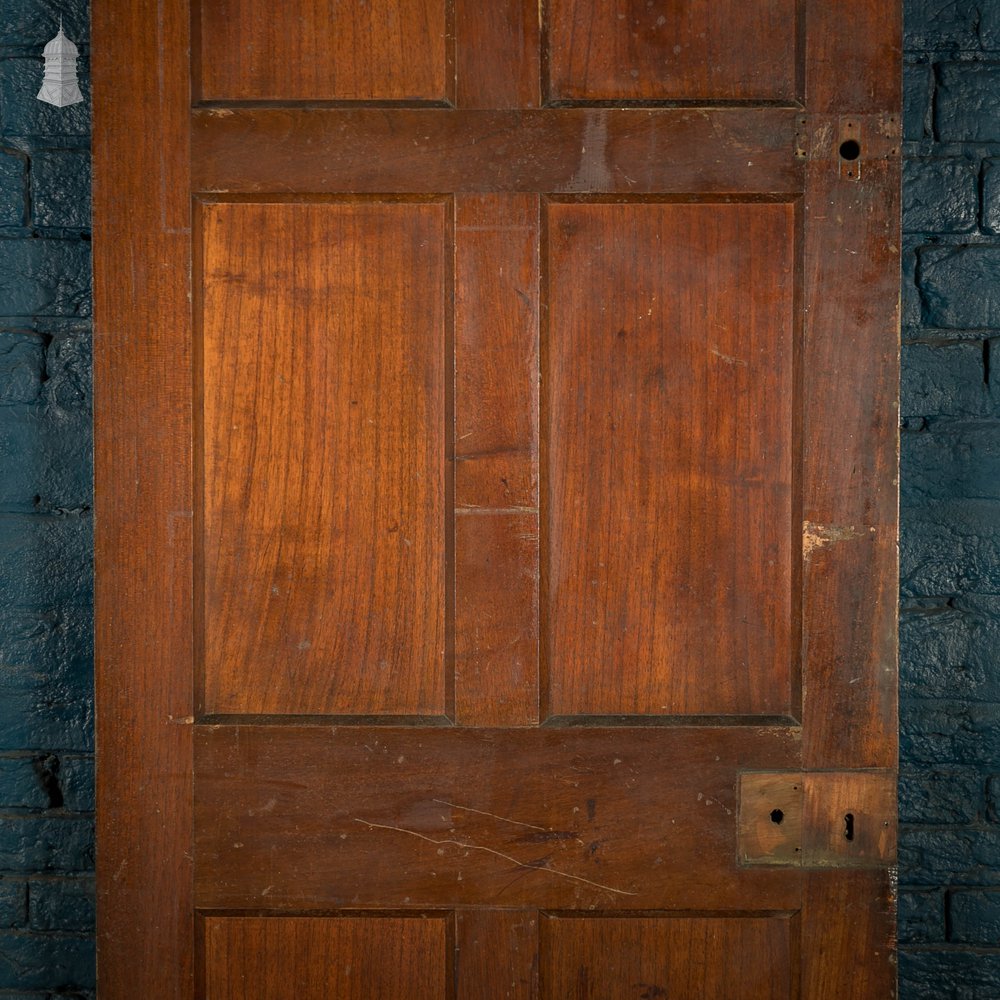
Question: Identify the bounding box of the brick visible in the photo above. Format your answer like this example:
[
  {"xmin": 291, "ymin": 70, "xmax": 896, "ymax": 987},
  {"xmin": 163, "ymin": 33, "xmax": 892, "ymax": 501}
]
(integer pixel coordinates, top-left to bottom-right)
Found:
[
  {"xmin": 901, "ymin": 341, "xmax": 995, "ymax": 418},
  {"xmin": 899, "ymin": 765, "xmax": 985, "ymax": 823},
  {"xmin": 0, "ymin": 881, "xmax": 24, "ymax": 929},
  {"xmin": 905, "ymin": 0, "xmax": 991, "ymax": 51},
  {"xmin": 981, "ymin": 160, "xmax": 1000, "ymax": 235},
  {"xmin": 0, "ymin": 817, "xmax": 92, "ymax": 873},
  {"xmin": 0, "ymin": 59, "xmax": 90, "ymax": 143},
  {"xmin": 0, "ymin": 757, "xmax": 54, "ymax": 810},
  {"xmin": 899, "ymin": 889, "xmax": 945, "ymax": 943},
  {"xmin": 0, "ymin": 931, "xmax": 93, "ymax": 990},
  {"xmin": 901, "ymin": 700, "xmax": 1000, "ymax": 765},
  {"xmin": 900, "ymin": 827, "xmax": 1000, "ymax": 886},
  {"xmin": 42, "ymin": 331, "xmax": 90, "ymax": 411},
  {"xmin": 0, "ymin": 334, "xmax": 43, "ymax": 405},
  {"xmin": 30, "ymin": 153, "xmax": 90, "ymax": 230},
  {"xmin": 0, "ymin": 239, "xmax": 90, "ymax": 318},
  {"xmin": 919, "ymin": 245, "xmax": 1000, "ymax": 329},
  {"xmin": 0, "ymin": 0, "xmax": 88, "ymax": 50},
  {"xmin": 27, "ymin": 878, "xmax": 92, "ymax": 932},
  {"xmin": 937, "ymin": 63, "xmax": 1000, "ymax": 142},
  {"xmin": 951, "ymin": 888, "xmax": 1000, "ymax": 943},
  {"xmin": 900, "ymin": 949, "xmax": 1000, "ymax": 1000},
  {"xmin": 904, "ymin": 158, "xmax": 979, "ymax": 233},
  {"xmin": 0, "ymin": 607, "xmax": 93, "ymax": 752},
  {"xmin": 905, "ymin": 62, "xmax": 933, "ymax": 141},
  {"xmin": 0, "ymin": 515, "xmax": 91, "ymax": 608},
  {"xmin": 0, "ymin": 154, "xmax": 25, "ymax": 229},
  {"xmin": 903, "ymin": 422, "xmax": 1000, "ymax": 505},
  {"xmin": 901, "ymin": 499, "xmax": 1000, "ymax": 596},
  {"xmin": 58, "ymin": 757, "xmax": 91, "ymax": 813}
]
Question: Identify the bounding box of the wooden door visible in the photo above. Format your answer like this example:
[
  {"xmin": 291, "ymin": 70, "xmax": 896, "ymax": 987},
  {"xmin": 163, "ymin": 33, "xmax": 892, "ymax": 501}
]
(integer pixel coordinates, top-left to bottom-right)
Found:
[{"xmin": 93, "ymin": 1, "xmax": 901, "ymax": 997}]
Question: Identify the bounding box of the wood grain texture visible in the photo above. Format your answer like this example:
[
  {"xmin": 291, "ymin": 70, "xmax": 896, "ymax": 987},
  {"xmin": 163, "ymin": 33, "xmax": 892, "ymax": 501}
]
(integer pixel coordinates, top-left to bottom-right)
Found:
[
  {"xmin": 541, "ymin": 914, "xmax": 794, "ymax": 1000},
  {"xmin": 203, "ymin": 915, "xmax": 448, "ymax": 999},
  {"xmin": 194, "ymin": 724, "xmax": 801, "ymax": 911},
  {"xmin": 192, "ymin": 108, "xmax": 803, "ymax": 196},
  {"xmin": 200, "ymin": 200, "xmax": 447, "ymax": 716},
  {"xmin": 93, "ymin": 0, "xmax": 194, "ymax": 996},
  {"xmin": 456, "ymin": 910, "xmax": 539, "ymax": 1000},
  {"xmin": 455, "ymin": 0, "xmax": 540, "ymax": 108},
  {"xmin": 800, "ymin": 116, "xmax": 900, "ymax": 768},
  {"xmin": 545, "ymin": 201, "xmax": 796, "ymax": 717},
  {"xmin": 455, "ymin": 194, "xmax": 539, "ymax": 726},
  {"xmin": 547, "ymin": 0, "xmax": 798, "ymax": 103},
  {"xmin": 801, "ymin": 870, "xmax": 896, "ymax": 1000},
  {"xmin": 198, "ymin": 0, "xmax": 448, "ymax": 102}
]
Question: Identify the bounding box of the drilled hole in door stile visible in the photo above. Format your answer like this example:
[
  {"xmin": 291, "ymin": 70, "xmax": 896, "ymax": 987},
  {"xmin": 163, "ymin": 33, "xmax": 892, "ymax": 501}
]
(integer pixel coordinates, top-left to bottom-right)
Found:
[
  {"xmin": 769, "ymin": 809, "xmax": 784, "ymax": 825},
  {"xmin": 838, "ymin": 139, "xmax": 861, "ymax": 161}
]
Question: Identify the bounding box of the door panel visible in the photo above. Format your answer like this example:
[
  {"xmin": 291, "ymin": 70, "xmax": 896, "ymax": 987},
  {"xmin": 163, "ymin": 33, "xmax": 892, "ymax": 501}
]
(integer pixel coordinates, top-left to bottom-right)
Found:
[
  {"xmin": 200, "ymin": 200, "xmax": 447, "ymax": 716},
  {"xmin": 94, "ymin": 0, "xmax": 901, "ymax": 997}
]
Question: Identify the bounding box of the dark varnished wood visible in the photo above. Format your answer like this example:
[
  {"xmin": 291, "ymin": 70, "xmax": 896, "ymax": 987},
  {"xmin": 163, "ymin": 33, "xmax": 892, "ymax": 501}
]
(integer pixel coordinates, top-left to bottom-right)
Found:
[
  {"xmin": 93, "ymin": 0, "xmax": 194, "ymax": 996},
  {"xmin": 198, "ymin": 0, "xmax": 449, "ymax": 102},
  {"xmin": 97, "ymin": 0, "xmax": 900, "ymax": 994},
  {"xmin": 547, "ymin": 0, "xmax": 799, "ymax": 104},
  {"xmin": 541, "ymin": 913, "xmax": 795, "ymax": 1000},
  {"xmin": 455, "ymin": 194, "xmax": 540, "ymax": 726},
  {"xmin": 800, "ymin": 115, "xmax": 901, "ymax": 768},
  {"xmin": 192, "ymin": 108, "xmax": 803, "ymax": 195},
  {"xmin": 545, "ymin": 201, "xmax": 796, "ymax": 717},
  {"xmin": 202, "ymin": 915, "xmax": 449, "ymax": 998},
  {"xmin": 194, "ymin": 725, "xmax": 801, "ymax": 911},
  {"xmin": 199, "ymin": 200, "xmax": 447, "ymax": 716}
]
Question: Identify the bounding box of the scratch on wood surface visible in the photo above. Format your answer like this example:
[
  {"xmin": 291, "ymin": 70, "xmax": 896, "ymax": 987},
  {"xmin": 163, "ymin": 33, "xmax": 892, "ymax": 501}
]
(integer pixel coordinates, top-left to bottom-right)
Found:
[
  {"xmin": 432, "ymin": 799, "xmax": 547, "ymax": 831},
  {"xmin": 353, "ymin": 819, "xmax": 637, "ymax": 896},
  {"xmin": 803, "ymin": 520, "xmax": 875, "ymax": 560}
]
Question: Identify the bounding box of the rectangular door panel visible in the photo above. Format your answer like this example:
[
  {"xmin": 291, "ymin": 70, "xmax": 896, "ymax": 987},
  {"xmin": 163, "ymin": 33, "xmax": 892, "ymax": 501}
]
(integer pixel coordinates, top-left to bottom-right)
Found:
[
  {"xmin": 546, "ymin": 0, "xmax": 799, "ymax": 103},
  {"xmin": 200, "ymin": 200, "xmax": 448, "ymax": 717},
  {"xmin": 198, "ymin": 0, "xmax": 450, "ymax": 102},
  {"xmin": 202, "ymin": 914, "xmax": 449, "ymax": 999},
  {"xmin": 541, "ymin": 913, "xmax": 795, "ymax": 1000},
  {"xmin": 545, "ymin": 201, "xmax": 796, "ymax": 718}
]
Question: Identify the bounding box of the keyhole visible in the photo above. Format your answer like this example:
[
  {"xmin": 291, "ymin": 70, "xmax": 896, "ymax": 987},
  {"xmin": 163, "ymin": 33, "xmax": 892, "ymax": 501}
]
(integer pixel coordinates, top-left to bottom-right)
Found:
[
  {"xmin": 839, "ymin": 139, "xmax": 861, "ymax": 160},
  {"xmin": 770, "ymin": 809, "xmax": 784, "ymax": 825},
  {"xmin": 844, "ymin": 813, "xmax": 855, "ymax": 841}
]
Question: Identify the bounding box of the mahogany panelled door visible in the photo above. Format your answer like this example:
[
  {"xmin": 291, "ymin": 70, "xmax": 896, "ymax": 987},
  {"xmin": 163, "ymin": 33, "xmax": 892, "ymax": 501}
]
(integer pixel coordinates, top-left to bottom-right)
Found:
[{"xmin": 93, "ymin": 0, "xmax": 900, "ymax": 997}]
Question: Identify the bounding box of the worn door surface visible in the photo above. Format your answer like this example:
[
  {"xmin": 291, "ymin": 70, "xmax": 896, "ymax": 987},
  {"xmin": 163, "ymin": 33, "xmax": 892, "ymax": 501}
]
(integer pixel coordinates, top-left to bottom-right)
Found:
[{"xmin": 93, "ymin": 1, "xmax": 901, "ymax": 997}]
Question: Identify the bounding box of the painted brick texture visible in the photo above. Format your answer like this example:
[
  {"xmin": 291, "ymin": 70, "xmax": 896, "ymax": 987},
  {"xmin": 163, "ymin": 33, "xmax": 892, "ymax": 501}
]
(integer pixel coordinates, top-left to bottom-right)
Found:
[
  {"xmin": 0, "ymin": 0, "xmax": 94, "ymax": 996},
  {"xmin": 901, "ymin": 1, "xmax": 1000, "ymax": 995}
]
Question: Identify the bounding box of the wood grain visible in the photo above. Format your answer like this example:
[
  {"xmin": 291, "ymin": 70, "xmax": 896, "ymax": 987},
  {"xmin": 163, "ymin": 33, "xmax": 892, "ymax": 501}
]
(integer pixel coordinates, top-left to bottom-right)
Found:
[
  {"xmin": 194, "ymin": 724, "xmax": 801, "ymax": 911},
  {"xmin": 203, "ymin": 915, "xmax": 448, "ymax": 999},
  {"xmin": 455, "ymin": 0, "xmax": 540, "ymax": 108},
  {"xmin": 541, "ymin": 914, "xmax": 794, "ymax": 1000},
  {"xmin": 800, "ymin": 116, "xmax": 901, "ymax": 768},
  {"xmin": 545, "ymin": 201, "xmax": 796, "ymax": 717},
  {"xmin": 455, "ymin": 194, "xmax": 539, "ymax": 726},
  {"xmin": 93, "ymin": 0, "xmax": 194, "ymax": 996},
  {"xmin": 192, "ymin": 108, "xmax": 803, "ymax": 196},
  {"xmin": 200, "ymin": 200, "xmax": 447, "ymax": 716},
  {"xmin": 198, "ymin": 0, "xmax": 448, "ymax": 102},
  {"xmin": 547, "ymin": 0, "xmax": 798, "ymax": 103},
  {"xmin": 456, "ymin": 910, "xmax": 539, "ymax": 1000}
]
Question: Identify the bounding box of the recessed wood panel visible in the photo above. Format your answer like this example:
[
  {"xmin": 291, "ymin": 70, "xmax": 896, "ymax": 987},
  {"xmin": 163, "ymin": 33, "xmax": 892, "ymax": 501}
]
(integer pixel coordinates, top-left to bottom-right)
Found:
[
  {"xmin": 546, "ymin": 202, "xmax": 795, "ymax": 717},
  {"xmin": 198, "ymin": 0, "xmax": 448, "ymax": 101},
  {"xmin": 203, "ymin": 915, "xmax": 447, "ymax": 999},
  {"xmin": 200, "ymin": 201, "xmax": 447, "ymax": 716},
  {"xmin": 547, "ymin": 0, "xmax": 798, "ymax": 103},
  {"xmin": 541, "ymin": 914, "xmax": 793, "ymax": 1000}
]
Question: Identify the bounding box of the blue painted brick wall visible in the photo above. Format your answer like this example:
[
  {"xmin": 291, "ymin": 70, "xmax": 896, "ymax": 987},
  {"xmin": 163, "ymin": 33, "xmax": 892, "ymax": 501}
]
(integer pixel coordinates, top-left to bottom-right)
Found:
[
  {"xmin": 0, "ymin": 0, "xmax": 94, "ymax": 996},
  {"xmin": 901, "ymin": 1, "xmax": 1000, "ymax": 996}
]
